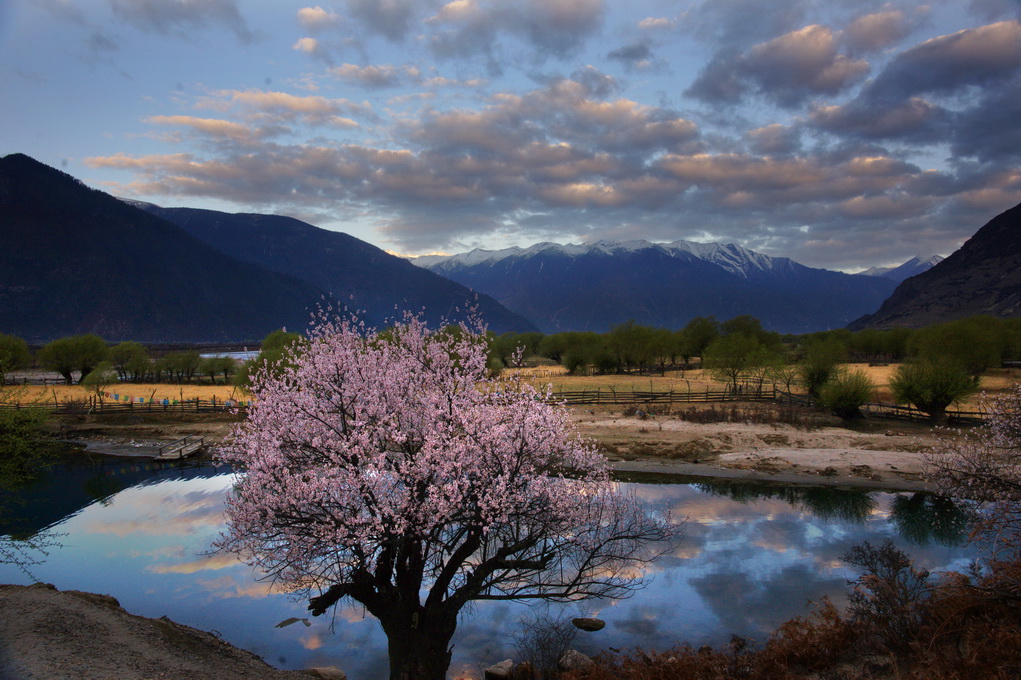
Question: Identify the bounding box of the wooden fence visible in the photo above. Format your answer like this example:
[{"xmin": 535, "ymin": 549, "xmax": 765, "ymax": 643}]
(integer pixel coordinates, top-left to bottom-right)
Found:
[
  {"xmin": 545, "ymin": 386, "xmax": 778, "ymax": 406},
  {"xmin": 1, "ymin": 376, "xmax": 69, "ymax": 386},
  {"xmin": 0, "ymin": 387, "xmax": 995, "ymax": 424},
  {"xmin": 0, "ymin": 396, "xmax": 245, "ymax": 415}
]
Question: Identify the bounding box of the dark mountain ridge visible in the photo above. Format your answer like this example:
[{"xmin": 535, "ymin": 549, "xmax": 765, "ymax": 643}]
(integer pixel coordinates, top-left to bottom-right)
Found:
[
  {"xmin": 416, "ymin": 241, "xmax": 898, "ymax": 334},
  {"xmin": 0, "ymin": 153, "xmax": 321, "ymax": 343},
  {"xmin": 0, "ymin": 154, "xmax": 535, "ymax": 342},
  {"xmin": 138, "ymin": 205, "xmax": 537, "ymax": 334},
  {"xmin": 849, "ymin": 202, "xmax": 1021, "ymax": 330}
]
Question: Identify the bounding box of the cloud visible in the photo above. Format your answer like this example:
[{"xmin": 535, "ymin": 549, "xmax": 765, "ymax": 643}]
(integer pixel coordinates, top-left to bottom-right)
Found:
[
  {"xmin": 808, "ymin": 97, "xmax": 951, "ymax": 142},
  {"xmin": 425, "ymin": 0, "xmax": 606, "ymax": 64},
  {"xmin": 687, "ymin": 25, "xmax": 869, "ymax": 108},
  {"xmin": 868, "ymin": 20, "xmax": 1021, "ymax": 102},
  {"xmin": 807, "ymin": 21, "xmax": 1021, "ymax": 150},
  {"xmin": 330, "ymin": 63, "xmax": 417, "ymax": 88},
  {"xmin": 680, "ymin": 0, "xmax": 810, "ymax": 48},
  {"xmin": 297, "ymin": 5, "xmax": 342, "ymax": 31},
  {"xmin": 607, "ymin": 42, "xmax": 653, "ymax": 70},
  {"xmin": 638, "ymin": 17, "xmax": 674, "ymax": 30},
  {"xmin": 293, "ymin": 36, "xmax": 323, "ymax": 57},
  {"xmin": 200, "ymin": 88, "xmax": 369, "ymax": 128},
  {"xmin": 951, "ymin": 76, "xmax": 1021, "ymax": 162},
  {"xmin": 842, "ymin": 10, "xmax": 914, "ymax": 54},
  {"xmin": 146, "ymin": 115, "xmax": 274, "ymax": 145},
  {"xmin": 108, "ymin": 0, "xmax": 258, "ymax": 43},
  {"xmin": 148, "ymin": 553, "xmax": 240, "ymax": 574},
  {"xmin": 344, "ymin": 0, "xmax": 424, "ymax": 42},
  {"xmin": 746, "ymin": 124, "xmax": 802, "ymax": 155},
  {"xmin": 968, "ymin": 0, "xmax": 1021, "ymax": 22}
]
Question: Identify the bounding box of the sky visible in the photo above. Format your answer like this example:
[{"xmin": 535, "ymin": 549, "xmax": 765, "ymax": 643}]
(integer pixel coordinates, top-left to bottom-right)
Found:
[{"xmin": 2, "ymin": 0, "xmax": 1020, "ymax": 272}]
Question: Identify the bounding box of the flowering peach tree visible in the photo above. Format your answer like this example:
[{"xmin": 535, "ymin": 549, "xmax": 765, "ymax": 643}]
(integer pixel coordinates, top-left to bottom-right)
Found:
[
  {"xmin": 216, "ymin": 314, "xmax": 674, "ymax": 680},
  {"xmin": 928, "ymin": 383, "xmax": 1021, "ymax": 503}
]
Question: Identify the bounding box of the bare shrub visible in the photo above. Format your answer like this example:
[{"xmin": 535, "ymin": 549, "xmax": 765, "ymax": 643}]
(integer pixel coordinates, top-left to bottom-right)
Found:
[
  {"xmin": 672, "ymin": 404, "xmax": 819, "ymax": 430},
  {"xmin": 843, "ymin": 539, "xmax": 931, "ymax": 652},
  {"xmin": 512, "ymin": 610, "xmax": 578, "ymax": 680}
]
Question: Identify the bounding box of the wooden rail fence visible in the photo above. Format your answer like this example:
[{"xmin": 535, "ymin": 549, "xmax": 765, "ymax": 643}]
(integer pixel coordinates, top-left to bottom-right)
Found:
[
  {"xmin": 0, "ymin": 396, "xmax": 246, "ymax": 415},
  {"xmin": 0, "ymin": 388, "xmax": 996, "ymax": 424},
  {"xmin": 544, "ymin": 386, "xmax": 778, "ymax": 405}
]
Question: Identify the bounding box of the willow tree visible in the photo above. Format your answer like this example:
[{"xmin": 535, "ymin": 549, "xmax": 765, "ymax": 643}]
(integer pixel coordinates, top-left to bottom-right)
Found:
[{"xmin": 216, "ymin": 314, "xmax": 675, "ymax": 680}]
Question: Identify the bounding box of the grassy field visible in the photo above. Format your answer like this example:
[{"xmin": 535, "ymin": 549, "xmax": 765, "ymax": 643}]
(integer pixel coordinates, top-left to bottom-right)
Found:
[
  {"xmin": 508, "ymin": 363, "xmax": 1021, "ymax": 410},
  {"xmin": 4, "ymin": 364, "xmax": 1018, "ymax": 410},
  {"xmin": 2, "ymin": 383, "xmax": 248, "ymax": 405}
]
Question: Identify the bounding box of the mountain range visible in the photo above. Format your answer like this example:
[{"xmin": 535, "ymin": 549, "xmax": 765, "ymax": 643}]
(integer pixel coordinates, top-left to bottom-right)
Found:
[
  {"xmin": 413, "ymin": 240, "xmax": 906, "ymax": 334},
  {"xmin": 0, "ymin": 154, "xmax": 534, "ymax": 342},
  {"xmin": 857, "ymin": 256, "xmax": 945, "ymax": 283},
  {"xmin": 849, "ymin": 202, "xmax": 1021, "ymax": 330},
  {"xmin": 134, "ymin": 204, "xmax": 536, "ymax": 335},
  {"xmin": 4, "ymin": 152, "xmax": 1013, "ymax": 342}
]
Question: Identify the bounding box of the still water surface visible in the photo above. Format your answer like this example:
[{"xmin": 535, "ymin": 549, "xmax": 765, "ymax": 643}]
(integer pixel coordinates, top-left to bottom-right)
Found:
[{"xmin": 0, "ymin": 456, "xmax": 977, "ymax": 679}]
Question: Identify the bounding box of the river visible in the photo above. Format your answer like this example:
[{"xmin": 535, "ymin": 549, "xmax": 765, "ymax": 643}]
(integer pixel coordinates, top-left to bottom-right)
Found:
[{"xmin": 0, "ymin": 455, "xmax": 976, "ymax": 679}]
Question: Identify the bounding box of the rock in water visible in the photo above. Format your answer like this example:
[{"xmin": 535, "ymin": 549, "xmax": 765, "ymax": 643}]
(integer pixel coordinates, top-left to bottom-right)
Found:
[{"xmin": 572, "ymin": 617, "xmax": 606, "ymax": 631}]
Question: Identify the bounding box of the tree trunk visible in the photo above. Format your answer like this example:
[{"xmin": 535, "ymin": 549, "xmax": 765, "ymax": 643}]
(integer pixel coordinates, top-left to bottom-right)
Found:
[{"xmin": 380, "ymin": 611, "xmax": 457, "ymax": 680}]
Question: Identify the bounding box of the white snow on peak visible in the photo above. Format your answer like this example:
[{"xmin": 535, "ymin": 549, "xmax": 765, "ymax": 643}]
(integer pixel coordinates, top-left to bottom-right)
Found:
[
  {"xmin": 410, "ymin": 238, "xmax": 795, "ymax": 277},
  {"xmin": 857, "ymin": 255, "xmax": 944, "ymax": 279}
]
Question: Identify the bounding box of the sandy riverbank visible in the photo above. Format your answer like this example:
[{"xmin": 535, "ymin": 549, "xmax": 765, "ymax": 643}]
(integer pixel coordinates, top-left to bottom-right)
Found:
[
  {"xmin": 55, "ymin": 403, "xmax": 949, "ymax": 491},
  {"xmin": 568, "ymin": 408, "xmax": 941, "ymax": 491}
]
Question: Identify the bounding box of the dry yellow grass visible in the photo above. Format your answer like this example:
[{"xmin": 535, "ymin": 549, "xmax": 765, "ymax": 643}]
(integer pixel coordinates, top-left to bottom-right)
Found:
[
  {"xmin": 506, "ymin": 368, "xmax": 734, "ymax": 393},
  {"xmin": 841, "ymin": 364, "xmax": 1021, "ymax": 408},
  {"xmin": 5, "ymin": 364, "xmax": 1017, "ymax": 410},
  {"xmin": 507, "ymin": 363, "xmax": 1021, "ymax": 411},
  {"xmin": 2, "ymin": 383, "xmax": 249, "ymax": 405}
]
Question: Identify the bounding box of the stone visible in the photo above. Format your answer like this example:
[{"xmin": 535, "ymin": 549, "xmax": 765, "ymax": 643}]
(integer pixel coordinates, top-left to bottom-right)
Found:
[
  {"xmin": 307, "ymin": 667, "xmax": 347, "ymax": 680},
  {"xmin": 512, "ymin": 661, "xmax": 535, "ymax": 680},
  {"xmin": 557, "ymin": 649, "xmax": 594, "ymax": 672},
  {"xmin": 484, "ymin": 659, "xmax": 514, "ymax": 679},
  {"xmin": 572, "ymin": 617, "xmax": 606, "ymax": 632}
]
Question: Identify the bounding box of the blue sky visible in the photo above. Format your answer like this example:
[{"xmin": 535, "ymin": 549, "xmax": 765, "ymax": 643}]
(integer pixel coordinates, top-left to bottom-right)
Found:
[{"xmin": 2, "ymin": 0, "xmax": 1020, "ymax": 271}]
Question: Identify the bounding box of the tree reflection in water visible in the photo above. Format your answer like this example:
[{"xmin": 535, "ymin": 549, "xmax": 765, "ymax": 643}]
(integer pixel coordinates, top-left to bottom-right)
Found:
[
  {"xmin": 0, "ymin": 436, "xmax": 63, "ymax": 579},
  {"xmin": 889, "ymin": 493, "xmax": 972, "ymax": 547},
  {"xmin": 688, "ymin": 480, "xmax": 969, "ymax": 547}
]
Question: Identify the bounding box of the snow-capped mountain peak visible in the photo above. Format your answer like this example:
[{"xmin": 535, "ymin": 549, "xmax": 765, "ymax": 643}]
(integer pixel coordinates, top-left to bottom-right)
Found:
[{"xmin": 412, "ymin": 238, "xmax": 793, "ymax": 278}]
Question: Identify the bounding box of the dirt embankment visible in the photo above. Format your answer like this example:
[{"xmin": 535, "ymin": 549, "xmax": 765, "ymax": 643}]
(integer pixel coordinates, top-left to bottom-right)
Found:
[
  {"xmin": 0, "ymin": 583, "xmax": 344, "ymax": 680},
  {"xmin": 568, "ymin": 406, "xmax": 943, "ymax": 490}
]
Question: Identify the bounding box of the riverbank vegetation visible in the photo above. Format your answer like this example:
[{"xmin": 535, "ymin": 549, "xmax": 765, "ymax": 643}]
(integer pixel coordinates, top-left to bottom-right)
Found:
[{"xmin": 569, "ymin": 384, "xmax": 1021, "ymax": 679}]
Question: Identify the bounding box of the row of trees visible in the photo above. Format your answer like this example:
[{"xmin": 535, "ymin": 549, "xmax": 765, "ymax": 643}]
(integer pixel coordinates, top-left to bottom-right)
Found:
[
  {"xmin": 490, "ymin": 314, "xmax": 1021, "ymax": 377},
  {"xmin": 489, "ymin": 315, "xmax": 1021, "ymax": 422},
  {"xmin": 0, "ymin": 333, "xmax": 239, "ymax": 386}
]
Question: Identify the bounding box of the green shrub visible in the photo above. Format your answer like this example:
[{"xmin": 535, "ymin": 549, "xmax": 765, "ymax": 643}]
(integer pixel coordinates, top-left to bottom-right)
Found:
[
  {"xmin": 818, "ymin": 368, "xmax": 875, "ymax": 419},
  {"xmin": 890, "ymin": 359, "xmax": 977, "ymax": 421}
]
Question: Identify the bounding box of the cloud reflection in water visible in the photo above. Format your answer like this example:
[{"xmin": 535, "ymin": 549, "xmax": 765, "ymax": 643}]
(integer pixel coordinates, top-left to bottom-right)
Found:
[{"xmin": 0, "ymin": 464, "xmax": 979, "ymax": 679}]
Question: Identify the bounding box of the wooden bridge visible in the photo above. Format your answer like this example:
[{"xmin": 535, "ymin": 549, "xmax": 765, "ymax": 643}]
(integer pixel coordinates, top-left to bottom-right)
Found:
[{"xmin": 155, "ymin": 435, "xmax": 206, "ymax": 461}]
